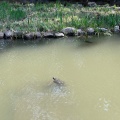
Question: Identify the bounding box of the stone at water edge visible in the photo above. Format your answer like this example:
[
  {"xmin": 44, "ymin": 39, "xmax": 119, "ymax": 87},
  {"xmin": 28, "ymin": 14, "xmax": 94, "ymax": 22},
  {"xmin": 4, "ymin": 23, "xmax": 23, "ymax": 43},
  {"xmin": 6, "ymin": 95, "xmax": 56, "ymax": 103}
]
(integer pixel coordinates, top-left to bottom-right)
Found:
[
  {"xmin": 24, "ymin": 33, "xmax": 34, "ymax": 40},
  {"xmin": 87, "ymin": 28, "xmax": 95, "ymax": 35},
  {"xmin": 114, "ymin": 26, "xmax": 120, "ymax": 33},
  {"xmin": 43, "ymin": 32, "xmax": 54, "ymax": 38},
  {"xmin": 0, "ymin": 32, "xmax": 4, "ymax": 39},
  {"xmin": 13, "ymin": 31, "xmax": 23, "ymax": 39},
  {"xmin": 34, "ymin": 32, "xmax": 42, "ymax": 38},
  {"xmin": 98, "ymin": 28, "xmax": 108, "ymax": 32},
  {"xmin": 4, "ymin": 30, "xmax": 13, "ymax": 39},
  {"xmin": 61, "ymin": 27, "xmax": 76, "ymax": 36},
  {"xmin": 77, "ymin": 29, "xmax": 85, "ymax": 36},
  {"xmin": 54, "ymin": 33, "xmax": 64, "ymax": 38}
]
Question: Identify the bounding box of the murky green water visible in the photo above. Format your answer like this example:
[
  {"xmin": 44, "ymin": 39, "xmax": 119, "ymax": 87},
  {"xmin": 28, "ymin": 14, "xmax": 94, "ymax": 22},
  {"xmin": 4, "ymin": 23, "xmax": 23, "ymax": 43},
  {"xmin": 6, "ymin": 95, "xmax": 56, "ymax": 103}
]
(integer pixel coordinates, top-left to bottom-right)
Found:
[{"xmin": 0, "ymin": 35, "xmax": 120, "ymax": 120}]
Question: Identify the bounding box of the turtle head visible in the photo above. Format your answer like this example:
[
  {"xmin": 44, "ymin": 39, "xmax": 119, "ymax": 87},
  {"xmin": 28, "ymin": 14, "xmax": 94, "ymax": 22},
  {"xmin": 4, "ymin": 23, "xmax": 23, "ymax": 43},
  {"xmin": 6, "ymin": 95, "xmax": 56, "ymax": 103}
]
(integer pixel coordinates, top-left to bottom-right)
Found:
[{"xmin": 53, "ymin": 77, "xmax": 56, "ymax": 81}]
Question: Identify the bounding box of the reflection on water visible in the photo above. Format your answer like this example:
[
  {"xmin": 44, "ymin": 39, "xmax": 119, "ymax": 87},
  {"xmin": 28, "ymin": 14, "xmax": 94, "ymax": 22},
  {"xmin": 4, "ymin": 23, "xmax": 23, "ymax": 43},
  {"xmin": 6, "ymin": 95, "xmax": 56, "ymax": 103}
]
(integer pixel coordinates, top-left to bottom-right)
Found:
[{"xmin": 0, "ymin": 35, "xmax": 120, "ymax": 120}]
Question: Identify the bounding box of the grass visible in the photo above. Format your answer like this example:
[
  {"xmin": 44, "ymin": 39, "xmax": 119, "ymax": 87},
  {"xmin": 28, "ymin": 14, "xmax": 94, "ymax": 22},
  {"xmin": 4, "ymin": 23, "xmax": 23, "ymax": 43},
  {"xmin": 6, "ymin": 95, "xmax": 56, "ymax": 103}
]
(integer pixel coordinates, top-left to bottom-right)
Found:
[{"xmin": 0, "ymin": 1, "xmax": 120, "ymax": 32}]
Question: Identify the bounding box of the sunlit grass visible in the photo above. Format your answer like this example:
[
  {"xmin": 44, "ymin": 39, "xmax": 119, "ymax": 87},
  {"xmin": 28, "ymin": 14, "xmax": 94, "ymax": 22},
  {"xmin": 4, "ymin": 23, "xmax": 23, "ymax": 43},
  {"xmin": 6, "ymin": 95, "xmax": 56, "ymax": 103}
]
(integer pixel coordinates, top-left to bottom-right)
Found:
[{"xmin": 0, "ymin": 1, "xmax": 120, "ymax": 32}]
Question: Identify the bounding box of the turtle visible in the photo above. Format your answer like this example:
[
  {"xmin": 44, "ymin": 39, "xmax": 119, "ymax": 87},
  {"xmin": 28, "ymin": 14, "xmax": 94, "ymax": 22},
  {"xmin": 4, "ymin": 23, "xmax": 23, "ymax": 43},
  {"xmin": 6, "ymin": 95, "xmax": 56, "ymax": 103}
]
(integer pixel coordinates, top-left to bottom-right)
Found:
[{"xmin": 53, "ymin": 77, "xmax": 64, "ymax": 86}]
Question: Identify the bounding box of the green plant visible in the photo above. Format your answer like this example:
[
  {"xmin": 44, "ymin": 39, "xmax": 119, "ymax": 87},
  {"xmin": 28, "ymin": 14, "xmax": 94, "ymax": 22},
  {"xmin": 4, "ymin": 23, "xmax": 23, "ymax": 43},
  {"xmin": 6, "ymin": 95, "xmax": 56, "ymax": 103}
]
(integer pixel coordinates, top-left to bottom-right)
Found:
[
  {"xmin": 0, "ymin": 1, "xmax": 120, "ymax": 33},
  {"xmin": 10, "ymin": 9, "xmax": 26, "ymax": 21}
]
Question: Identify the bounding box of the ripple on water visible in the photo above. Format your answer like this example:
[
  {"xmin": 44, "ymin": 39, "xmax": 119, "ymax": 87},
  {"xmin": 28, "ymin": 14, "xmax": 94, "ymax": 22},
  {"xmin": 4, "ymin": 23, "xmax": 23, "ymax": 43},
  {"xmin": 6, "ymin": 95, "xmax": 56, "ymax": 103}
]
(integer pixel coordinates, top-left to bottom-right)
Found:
[{"xmin": 10, "ymin": 83, "xmax": 72, "ymax": 120}]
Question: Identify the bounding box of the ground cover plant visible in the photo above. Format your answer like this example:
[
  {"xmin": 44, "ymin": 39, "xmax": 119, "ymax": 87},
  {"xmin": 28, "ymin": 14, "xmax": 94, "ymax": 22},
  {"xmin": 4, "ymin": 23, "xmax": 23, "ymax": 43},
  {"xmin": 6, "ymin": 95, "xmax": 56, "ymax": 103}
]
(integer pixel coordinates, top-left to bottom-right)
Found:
[{"xmin": 0, "ymin": 1, "xmax": 120, "ymax": 32}]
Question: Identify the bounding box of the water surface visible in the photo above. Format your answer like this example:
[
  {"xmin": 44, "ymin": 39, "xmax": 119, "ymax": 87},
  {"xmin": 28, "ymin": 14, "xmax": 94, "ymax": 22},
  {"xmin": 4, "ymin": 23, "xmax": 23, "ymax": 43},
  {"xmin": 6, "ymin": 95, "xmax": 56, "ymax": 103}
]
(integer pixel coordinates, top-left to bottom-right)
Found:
[{"xmin": 0, "ymin": 35, "xmax": 120, "ymax": 120}]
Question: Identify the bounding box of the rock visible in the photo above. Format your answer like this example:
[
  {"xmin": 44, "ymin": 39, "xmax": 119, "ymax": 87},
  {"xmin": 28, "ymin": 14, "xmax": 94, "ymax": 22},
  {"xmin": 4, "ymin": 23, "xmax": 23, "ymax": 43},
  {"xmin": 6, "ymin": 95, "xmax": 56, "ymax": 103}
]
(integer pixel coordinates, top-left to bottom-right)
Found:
[
  {"xmin": 0, "ymin": 32, "xmax": 4, "ymax": 39},
  {"xmin": 87, "ymin": 28, "xmax": 95, "ymax": 35},
  {"xmin": 24, "ymin": 33, "xmax": 34, "ymax": 40},
  {"xmin": 114, "ymin": 25, "xmax": 119, "ymax": 33},
  {"xmin": 61, "ymin": 27, "xmax": 76, "ymax": 36},
  {"xmin": 34, "ymin": 32, "xmax": 42, "ymax": 38},
  {"xmin": 43, "ymin": 32, "xmax": 54, "ymax": 38},
  {"xmin": 88, "ymin": 2, "xmax": 97, "ymax": 7},
  {"xmin": 13, "ymin": 31, "xmax": 23, "ymax": 39},
  {"xmin": 77, "ymin": 29, "xmax": 85, "ymax": 36},
  {"xmin": 4, "ymin": 30, "xmax": 13, "ymax": 39},
  {"xmin": 54, "ymin": 32, "xmax": 64, "ymax": 38},
  {"xmin": 98, "ymin": 28, "xmax": 108, "ymax": 32}
]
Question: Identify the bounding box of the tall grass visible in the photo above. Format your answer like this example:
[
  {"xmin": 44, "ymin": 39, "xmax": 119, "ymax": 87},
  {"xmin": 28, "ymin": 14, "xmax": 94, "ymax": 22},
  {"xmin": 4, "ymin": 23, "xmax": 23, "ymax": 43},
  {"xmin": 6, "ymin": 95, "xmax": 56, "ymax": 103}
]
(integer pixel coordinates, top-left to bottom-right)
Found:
[
  {"xmin": 0, "ymin": 1, "xmax": 120, "ymax": 32},
  {"xmin": 0, "ymin": 2, "xmax": 11, "ymax": 20},
  {"xmin": 10, "ymin": 8, "xmax": 26, "ymax": 20}
]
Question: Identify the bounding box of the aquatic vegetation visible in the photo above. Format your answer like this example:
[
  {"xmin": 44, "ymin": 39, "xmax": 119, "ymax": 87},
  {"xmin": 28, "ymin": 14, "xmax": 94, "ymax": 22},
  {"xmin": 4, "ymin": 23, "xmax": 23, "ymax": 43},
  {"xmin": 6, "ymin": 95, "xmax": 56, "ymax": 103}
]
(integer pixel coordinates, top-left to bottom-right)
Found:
[{"xmin": 0, "ymin": 1, "xmax": 120, "ymax": 33}]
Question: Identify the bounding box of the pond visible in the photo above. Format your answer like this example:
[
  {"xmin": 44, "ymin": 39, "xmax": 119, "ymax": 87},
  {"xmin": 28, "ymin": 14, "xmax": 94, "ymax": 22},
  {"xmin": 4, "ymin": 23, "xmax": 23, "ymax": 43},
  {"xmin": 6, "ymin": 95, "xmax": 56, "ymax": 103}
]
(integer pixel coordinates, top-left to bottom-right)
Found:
[{"xmin": 0, "ymin": 35, "xmax": 120, "ymax": 120}]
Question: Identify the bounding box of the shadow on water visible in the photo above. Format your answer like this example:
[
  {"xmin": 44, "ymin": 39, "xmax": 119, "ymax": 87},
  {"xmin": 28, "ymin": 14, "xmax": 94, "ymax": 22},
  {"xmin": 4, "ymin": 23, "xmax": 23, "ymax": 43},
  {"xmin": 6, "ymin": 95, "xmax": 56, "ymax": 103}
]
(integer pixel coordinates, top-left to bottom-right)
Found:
[
  {"xmin": 74, "ymin": 34, "xmax": 120, "ymax": 50},
  {"xmin": 0, "ymin": 34, "xmax": 120, "ymax": 54},
  {"xmin": 0, "ymin": 40, "xmax": 14, "ymax": 53},
  {"xmin": 0, "ymin": 37, "xmax": 109, "ymax": 61},
  {"xmin": 0, "ymin": 38, "xmax": 57, "ymax": 54},
  {"xmin": 75, "ymin": 36, "xmax": 105, "ymax": 49}
]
